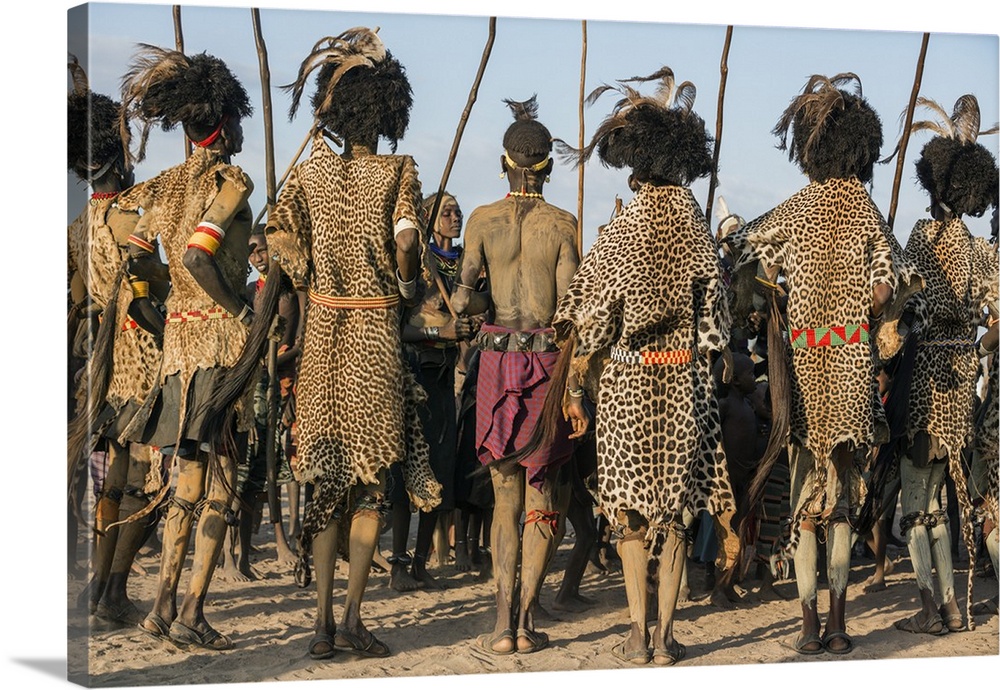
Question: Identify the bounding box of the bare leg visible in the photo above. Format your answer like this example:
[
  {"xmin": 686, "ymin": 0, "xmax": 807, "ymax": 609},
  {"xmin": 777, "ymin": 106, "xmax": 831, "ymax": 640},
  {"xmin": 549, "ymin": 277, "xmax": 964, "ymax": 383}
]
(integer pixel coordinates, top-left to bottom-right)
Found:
[
  {"xmin": 864, "ymin": 516, "xmax": 889, "ymax": 592},
  {"xmin": 412, "ymin": 510, "xmax": 445, "ymax": 589},
  {"xmin": 287, "ymin": 480, "xmax": 302, "ymax": 542},
  {"xmin": 309, "ymin": 514, "xmax": 339, "ymax": 659},
  {"xmin": 554, "ymin": 484, "xmax": 597, "ymax": 611},
  {"xmin": 336, "ymin": 507, "xmax": 389, "ymax": 656},
  {"xmin": 455, "ymin": 507, "xmax": 473, "ymax": 572},
  {"xmin": 388, "ymin": 499, "xmax": 419, "ymax": 592}
]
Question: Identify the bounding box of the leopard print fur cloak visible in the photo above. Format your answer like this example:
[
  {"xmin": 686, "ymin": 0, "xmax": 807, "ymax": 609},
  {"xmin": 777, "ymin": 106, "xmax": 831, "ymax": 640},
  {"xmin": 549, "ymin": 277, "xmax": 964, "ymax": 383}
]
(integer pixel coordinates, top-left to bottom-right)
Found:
[
  {"xmin": 265, "ymin": 137, "xmax": 441, "ymax": 542},
  {"xmin": 734, "ymin": 178, "xmax": 902, "ymax": 464},
  {"xmin": 67, "ymin": 199, "xmax": 161, "ymax": 424},
  {"xmin": 552, "ymin": 184, "xmax": 736, "ymax": 541},
  {"xmin": 904, "ymin": 218, "xmax": 998, "ymax": 460},
  {"xmin": 117, "ymin": 146, "xmax": 254, "ymax": 438}
]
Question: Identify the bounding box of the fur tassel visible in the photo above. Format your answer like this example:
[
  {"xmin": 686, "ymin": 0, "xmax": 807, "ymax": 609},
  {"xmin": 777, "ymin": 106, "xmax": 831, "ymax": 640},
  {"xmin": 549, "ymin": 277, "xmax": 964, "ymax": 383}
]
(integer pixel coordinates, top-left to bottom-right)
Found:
[
  {"xmin": 191, "ymin": 257, "xmax": 284, "ymax": 506},
  {"xmin": 739, "ymin": 290, "xmax": 790, "ymax": 544},
  {"xmin": 67, "ymin": 260, "xmax": 127, "ymax": 510}
]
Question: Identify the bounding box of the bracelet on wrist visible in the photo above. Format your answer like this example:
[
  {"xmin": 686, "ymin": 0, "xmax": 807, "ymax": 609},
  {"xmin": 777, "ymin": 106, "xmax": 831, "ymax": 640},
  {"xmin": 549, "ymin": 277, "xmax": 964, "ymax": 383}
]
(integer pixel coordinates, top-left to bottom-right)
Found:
[
  {"xmin": 422, "ymin": 326, "xmax": 440, "ymax": 340},
  {"xmin": 567, "ymin": 387, "xmax": 585, "ymax": 398},
  {"xmin": 396, "ymin": 269, "xmax": 417, "ymax": 300}
]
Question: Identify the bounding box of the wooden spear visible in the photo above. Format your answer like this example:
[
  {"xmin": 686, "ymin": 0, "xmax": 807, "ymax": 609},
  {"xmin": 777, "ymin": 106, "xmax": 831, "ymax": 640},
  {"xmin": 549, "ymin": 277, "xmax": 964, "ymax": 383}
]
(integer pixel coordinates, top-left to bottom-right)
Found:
[
  {"xmin": 173, "ymin": 5, "xmax": 192, "ymax": 158},
  {"xmin": 576, "ymin": 20, "xmax": 587, "ymax": 259},
  {"xmin": 704, "ymin": 25, "xmax": 733, "ymax": 225},
  {"xmin": 887, "ymin": 32, "xmax": 930, "ymax": 231},
  {"xmin": 251, "ymin": 7, "xmax": 283, "ymax": 541},
  {"xmin": 424, "ymin": 17, "xmax": 498, "ymax": 319}
]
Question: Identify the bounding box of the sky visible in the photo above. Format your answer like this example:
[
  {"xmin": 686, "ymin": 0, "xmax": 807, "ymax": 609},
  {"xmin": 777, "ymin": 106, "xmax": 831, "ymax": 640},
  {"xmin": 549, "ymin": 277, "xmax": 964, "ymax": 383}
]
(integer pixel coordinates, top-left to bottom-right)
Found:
[
  {"xmin": 66, "ymin": 0, "xmax": 999, "ymax": 253},
  {"xmin": 2, "ymin": 2, "xmax": 999, "ymax": 690}
]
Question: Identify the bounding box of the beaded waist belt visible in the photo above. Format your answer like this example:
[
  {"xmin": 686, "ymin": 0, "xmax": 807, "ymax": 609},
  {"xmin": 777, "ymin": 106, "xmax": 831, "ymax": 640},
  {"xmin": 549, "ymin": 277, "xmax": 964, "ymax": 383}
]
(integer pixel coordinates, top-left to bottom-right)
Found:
[
  {"xmin": 121, "ymin": 319, "xmax": 140, "ymax": 332},
  {"xmin": 165, "ymin": 306, "xmax": 234, "ymax": 324},
  {"xmin": 919, "ymin": 337, "xmax": 975, "ymax": 348},
  {"xmin": 789, "ymin": 323, "xmax": 868, "ymax": 349},
  {"xmin": 610, "ymin": 346, "xmax": 692, "ymax": 365},
  {"xmin": 308, "ymin": 288, "xmax": 400, "ymax": 310}
]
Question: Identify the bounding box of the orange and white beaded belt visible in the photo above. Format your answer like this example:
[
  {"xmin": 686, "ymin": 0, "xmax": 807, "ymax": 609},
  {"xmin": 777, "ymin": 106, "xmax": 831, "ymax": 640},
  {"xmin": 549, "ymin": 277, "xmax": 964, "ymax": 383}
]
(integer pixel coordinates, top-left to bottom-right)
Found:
[
  {"xmin": 610, "ymin": 346, "xmax": 693, "ymax": 365},
  {"xmin": 308, "ymin": 288, "xmax": 400, "ymax": 310},
  {"xmin": 164, "ymin": 306, "xmax": 235, "ymax": 324}
]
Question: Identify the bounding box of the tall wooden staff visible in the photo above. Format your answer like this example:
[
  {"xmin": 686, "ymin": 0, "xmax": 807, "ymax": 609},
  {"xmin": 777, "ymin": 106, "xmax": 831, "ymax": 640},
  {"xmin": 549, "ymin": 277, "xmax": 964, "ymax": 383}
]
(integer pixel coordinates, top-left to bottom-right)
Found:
[
  {"xmin": 173, "ymin": 5, "xmax": 192, "ymax": 158},
  {"xmin": 887, "ymin": 32, "xmax": 930, "ymax": 231},
  {"xmin": 704, "ymin": 25, "xmax": 733, "ymax": 224},
  {"xmin": 576, "ymin": 21, "xmax": 587, "ymax": 259},
  {"xmin": 424, "ymin": 17, "xmax": 498, "ymax": 318},
  {"xmin": 251, "ymin": 7, "xmax": 283, "ymax": 534}
]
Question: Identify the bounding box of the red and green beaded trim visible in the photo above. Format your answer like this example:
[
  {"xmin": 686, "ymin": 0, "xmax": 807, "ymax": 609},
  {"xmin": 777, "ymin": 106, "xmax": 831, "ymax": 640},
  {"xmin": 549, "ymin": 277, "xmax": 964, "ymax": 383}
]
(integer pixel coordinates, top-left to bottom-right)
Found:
[{"xmin": 789, "ymin": 323, "xmax": 869, "ymax": 349}]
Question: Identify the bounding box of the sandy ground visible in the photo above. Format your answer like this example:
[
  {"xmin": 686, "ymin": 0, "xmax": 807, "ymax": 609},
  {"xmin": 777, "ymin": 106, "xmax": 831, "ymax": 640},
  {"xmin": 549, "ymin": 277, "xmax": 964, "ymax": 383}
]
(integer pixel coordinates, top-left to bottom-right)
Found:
[{"xmin": 67, "ymin": 512, "xmax": 999, "ymax": 688}]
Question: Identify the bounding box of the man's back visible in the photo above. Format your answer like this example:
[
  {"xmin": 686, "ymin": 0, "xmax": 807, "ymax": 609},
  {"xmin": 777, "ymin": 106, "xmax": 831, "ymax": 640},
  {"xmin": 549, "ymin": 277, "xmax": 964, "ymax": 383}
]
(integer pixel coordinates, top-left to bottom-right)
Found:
[{"xmin": 465, "ymin": 196, "xmax": 577, "ymax": 330}]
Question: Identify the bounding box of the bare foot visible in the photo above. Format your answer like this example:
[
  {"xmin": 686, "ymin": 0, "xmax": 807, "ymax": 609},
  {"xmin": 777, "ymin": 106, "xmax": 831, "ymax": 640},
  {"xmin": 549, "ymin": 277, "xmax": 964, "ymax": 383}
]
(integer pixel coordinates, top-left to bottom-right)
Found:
[
  {"xmin": 863, "ymin": 577, "xmax": 887, "ymax": 593},
  {"xmin": 454, "ymin": 543, "xmax": 473, "ymax": 572},
  {"xmin": 710, "ymin": 587, "xmax": 736, "ymax": 609},
  {"xmin": 389, "ymin": 563, "xmax": 421, "ymax": 592},
  {"xmin": 552, "ymin": 593, "xmax": 595, "ymax": 613},
  {"xmin": 220, "ymin": 559, "xmax": 254, "ymax": 583},
  {"xmin": 412, "ymin": 562, "xmax": 446, "ymax": 590},
  {"xmin": 678, "ymin": 585, "xmax": 691, "ymax": 603}
]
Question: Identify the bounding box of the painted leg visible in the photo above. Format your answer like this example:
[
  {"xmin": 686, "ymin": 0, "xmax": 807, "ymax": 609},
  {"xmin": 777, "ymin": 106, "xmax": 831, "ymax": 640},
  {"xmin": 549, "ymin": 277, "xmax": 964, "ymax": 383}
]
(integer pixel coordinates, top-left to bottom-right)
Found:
[
  {"xmin": 788, "ymin": 443, "xmax": 822, "ymax": 653},
  {"xmin": 824, "ymin": 520, "xmax": 853, "ymax": 652},
  {"xmin": 287, "ymin": 480, "xmax": 302, "ymax": 541},
  {"xmin": 98, "ymin": 445, "xmax": 155, "ymax": 625},
  {"xmin": 141, "ymin": 456, "xmax": 204, "ymax": 638},
  {"xmin": 678, "ymin": 508, "xmax": 695, "ymax": 602},
  {"xmin": 88, "ymin": 440, "xmax": 130, "ymax": 612},
  {"xmin": 516, "ymin": 473, "xmax": 559, "ymax": 652},
  {"xmin": 171, "ymin": 453, "xmax": 236, "ymax": 650},
  {"xmin": 651, "ymin": 524, "xmax": 687, "ymax": 665},
  {"xmin": 897, "ymin": 450, "xmax": 945, "ymax": 634},
  {"xmin": 474, "ymin": 464, "xmax": 521, "ymax": 654},
  {"xmin": 927, "ymin": 460, "xmax": 962, "ymax": 630},
  {"xmin": 615, "ymin": 514, "xmax": 650, "ymax": 664}
]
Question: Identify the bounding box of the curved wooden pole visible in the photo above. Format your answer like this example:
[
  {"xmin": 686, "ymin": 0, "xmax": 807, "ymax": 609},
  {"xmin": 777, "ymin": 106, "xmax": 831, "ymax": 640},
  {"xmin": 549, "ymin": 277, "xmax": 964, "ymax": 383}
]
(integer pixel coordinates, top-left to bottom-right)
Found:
[
  {"xmin": 251, "ymin": 7, "xmax": 283, "ymax": 529},
  {"xmin": 888, "ymin": 32, "xmax": 930, "ymax": 231},
  {"xmin": 705, "ymin": 25, "xmax": 733, "ymax": 224},
  {"xmin": 425, "ymin": 17, "xmax": 498, "ymax": 318}
]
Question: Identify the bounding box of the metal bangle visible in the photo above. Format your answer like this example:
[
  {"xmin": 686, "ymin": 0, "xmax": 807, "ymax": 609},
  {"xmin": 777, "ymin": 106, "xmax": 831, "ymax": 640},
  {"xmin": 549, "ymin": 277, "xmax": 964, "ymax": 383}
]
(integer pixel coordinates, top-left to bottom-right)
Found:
[
  {"xmin": 567, "ymin": 387, "xmax": 585, "ymax": 398},
  {"xmin": 422, "ymin": 326, "xmax": 440, "ymax": 340}
]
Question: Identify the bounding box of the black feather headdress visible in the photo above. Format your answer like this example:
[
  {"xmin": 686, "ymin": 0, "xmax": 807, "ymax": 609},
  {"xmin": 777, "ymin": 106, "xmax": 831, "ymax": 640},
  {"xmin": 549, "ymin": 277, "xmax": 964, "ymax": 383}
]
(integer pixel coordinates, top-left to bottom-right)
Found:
[
  {"xmin": 284, "ymin": 27, "xmax": 411, "ymax": 152},
  {"xmin": 67, "ymin": 54, "xmax": 127, "ymax": 182},
  {"xmin": 119, "ymin": 45, "xmax": 252, "ymax": 166},
  {"xmin": 909, "ymin": 95, "xmax": 999, "ymax": 217},
  {"xmin": 773, "ymin": 73, "xmax": 882, "ymax": 184},
  {"xmin": 556, "ymin": 67, "xmax": 713, "ymax": 187}
]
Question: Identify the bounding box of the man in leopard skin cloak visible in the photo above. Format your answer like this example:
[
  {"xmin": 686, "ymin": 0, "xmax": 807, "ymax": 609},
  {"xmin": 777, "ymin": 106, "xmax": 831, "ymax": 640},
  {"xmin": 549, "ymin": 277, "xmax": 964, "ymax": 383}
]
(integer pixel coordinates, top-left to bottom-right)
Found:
[
  {"xmin": 66, "ymin": 56, "xmax": 167, "ymax": 627},
  {"xmin": 550, "ymin": 68, "xmax": 736, "ymax": 666},
  {"xmin": 263, "ymin": 28, "xmax": 441, "ymax": 661},
  {"xmin": 114, "ymin": 46, "xmax": 271, "ymax": 651},
  {"xmin": 724, "ymin": 74, "xmax": 910, "ymax": 655},
  {"xmin": 892, "ymin": 95, "xmax": 998, "ymax": 635}
]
